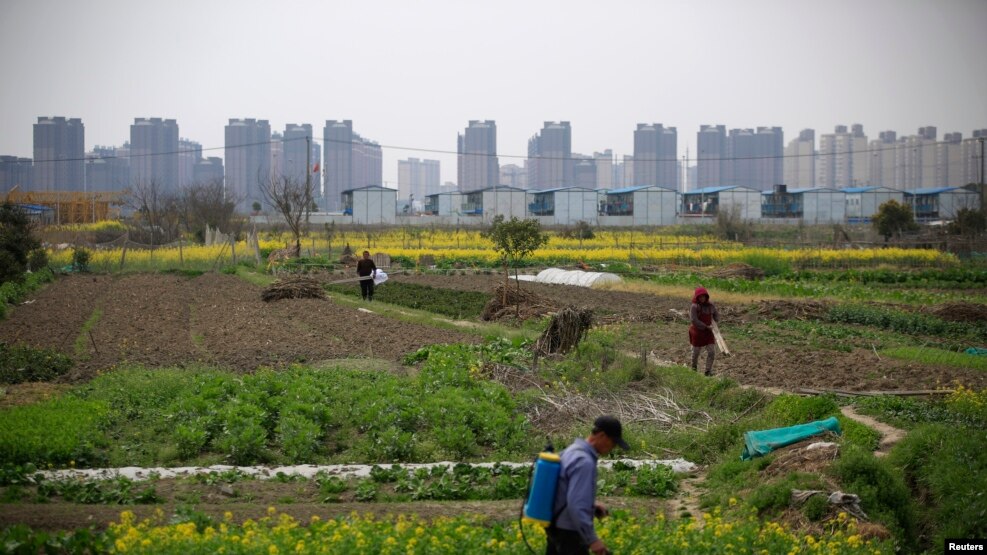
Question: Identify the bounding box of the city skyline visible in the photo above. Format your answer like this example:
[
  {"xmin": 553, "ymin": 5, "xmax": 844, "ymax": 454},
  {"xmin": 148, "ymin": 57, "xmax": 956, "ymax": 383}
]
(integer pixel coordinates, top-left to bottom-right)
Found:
[
  {"xmin": 4, "ymin": 117, "xmax": 986, "ymax": 196},
  {"xmin": 2, "ymin": 0, "xmax": 985, "ymax": 187}
]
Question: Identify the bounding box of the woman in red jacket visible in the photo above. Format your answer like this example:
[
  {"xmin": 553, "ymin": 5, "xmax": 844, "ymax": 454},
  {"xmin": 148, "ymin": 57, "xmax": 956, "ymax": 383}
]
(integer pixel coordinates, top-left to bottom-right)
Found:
[{"xmin": 689, "ymin": 286, "xmax": 719, "ymax": 376}]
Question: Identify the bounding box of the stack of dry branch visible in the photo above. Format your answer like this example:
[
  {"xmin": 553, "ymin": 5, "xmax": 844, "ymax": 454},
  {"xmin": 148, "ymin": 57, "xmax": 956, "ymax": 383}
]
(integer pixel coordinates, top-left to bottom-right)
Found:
[
  {"xmin": 527, "ymin": 383, "xmax": 711, "ymax": 435},
  {"xmin": 481, "ymin": 284, "xmax": 556, "ymax": 321},
  {"xmin": 927, "ymin": 302, "xmax": 987, "ymax": 323},
  {"xmin": 534, "ymin": 307, "xmax": 593, "ymax": 355},
  {"xmin": 261, "ymin": 275, "xmax": 326, "ymax": 302}
]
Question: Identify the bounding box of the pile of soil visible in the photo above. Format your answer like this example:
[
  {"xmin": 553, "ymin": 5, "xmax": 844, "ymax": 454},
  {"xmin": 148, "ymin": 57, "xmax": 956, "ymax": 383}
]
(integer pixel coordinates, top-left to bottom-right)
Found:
[
  {"xmin": 926, "ymin": 302, "xmax": 987, "ymax": 323},
  {"xmin": 261, "ymin": 276, "xmax": 326, "ymax": 302},
  {"xmin": 481, "ymin": 284, "xmax": 557, "ymax": 321},
  {"xmin": 711, "ymin": 263, "xmax": 765, "ymax": 280}
]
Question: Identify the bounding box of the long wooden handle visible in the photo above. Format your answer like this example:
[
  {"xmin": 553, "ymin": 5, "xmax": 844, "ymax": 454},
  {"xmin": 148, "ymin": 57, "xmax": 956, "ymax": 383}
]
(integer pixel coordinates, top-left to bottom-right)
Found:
[{"xmin": 711, "ymin": 320, "xmax": 730, "ymax": 355}]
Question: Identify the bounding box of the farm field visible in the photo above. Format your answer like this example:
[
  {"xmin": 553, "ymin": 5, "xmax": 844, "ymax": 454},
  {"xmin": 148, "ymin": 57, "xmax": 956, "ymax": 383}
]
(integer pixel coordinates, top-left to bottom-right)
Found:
[{"xmin": 2, "ymin": 235, "xmax": 986, "ymax": 552}]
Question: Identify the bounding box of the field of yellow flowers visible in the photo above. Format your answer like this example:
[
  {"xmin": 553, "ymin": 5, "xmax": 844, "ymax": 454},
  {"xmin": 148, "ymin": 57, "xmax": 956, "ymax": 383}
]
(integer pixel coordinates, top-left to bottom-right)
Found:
[
  {"xmin": 6, "ymin": 507, "xmax": 886, "ymax": 555},
  {"xmin": 46, "ymin": 227, "xmax": 955, "ymax": 272}
]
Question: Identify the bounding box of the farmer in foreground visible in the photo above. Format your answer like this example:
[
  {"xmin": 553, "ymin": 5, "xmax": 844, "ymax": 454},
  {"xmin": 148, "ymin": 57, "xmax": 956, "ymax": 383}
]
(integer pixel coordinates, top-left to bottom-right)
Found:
[
  {"xmin": 689, "ymin": 285, "xmax": 720, "ymax": 376},
  {"xmin": 356, "ymin": 250, "xmax": 377, "ymax": 301},
  {"xmin": 548, "ymin": 415, "xmax": 628, "ymax": 555}
]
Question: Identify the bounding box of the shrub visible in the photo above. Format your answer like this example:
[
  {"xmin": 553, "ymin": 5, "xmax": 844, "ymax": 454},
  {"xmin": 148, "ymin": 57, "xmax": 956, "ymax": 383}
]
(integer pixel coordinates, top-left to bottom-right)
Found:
[
  {"xmin": 763, "ymin": 394, "xmax": 839, "ymax": 426},
  {"xmin": 889, "ymin": 424, "xmax": 987, "ymax": 549},
  {"xmin": 71, "ymin": 247, "xmax": 91, "ymax": 272},
  {"xmin": 0, "ymin": 343, "xmax": 73, "ymax": 384},
  {"xmin": 831, "ymin": 446, "xmax": 915, "ymax": 546}
]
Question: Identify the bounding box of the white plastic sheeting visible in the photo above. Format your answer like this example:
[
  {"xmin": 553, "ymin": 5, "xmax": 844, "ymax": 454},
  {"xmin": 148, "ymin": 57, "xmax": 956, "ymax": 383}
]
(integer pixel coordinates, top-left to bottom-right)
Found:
[{"xmin": 514, "ymin": 268, "xmax": 622, "ymax": 288}]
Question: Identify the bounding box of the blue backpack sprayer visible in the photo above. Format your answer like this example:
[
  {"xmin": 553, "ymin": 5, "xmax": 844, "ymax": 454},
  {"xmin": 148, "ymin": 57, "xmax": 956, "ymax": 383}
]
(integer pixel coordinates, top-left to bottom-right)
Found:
[{"xmin": 520, "ymin": 443, "xmax": 563, "ymax": 553}]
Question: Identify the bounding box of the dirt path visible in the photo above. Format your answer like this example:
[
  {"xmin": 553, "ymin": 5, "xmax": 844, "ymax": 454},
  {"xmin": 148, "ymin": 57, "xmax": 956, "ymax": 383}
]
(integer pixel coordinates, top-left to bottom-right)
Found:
[
  {"xmin": 840, "ymin": 405, "xmax": 906, "ymax": 457},
  {"xmin": 670, "ymin": 468, "xmax": 708, "ymax": 527}
]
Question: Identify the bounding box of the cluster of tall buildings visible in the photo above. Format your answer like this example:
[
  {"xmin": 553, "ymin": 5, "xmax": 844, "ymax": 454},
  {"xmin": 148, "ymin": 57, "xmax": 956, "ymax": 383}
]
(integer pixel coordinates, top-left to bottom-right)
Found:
[
  {"xmin": 782, "ymin": 125, "xmax": 986, "ymax": 191},
  {"xmin": 3, "ymin": 117, "xmax": 985, "ymax": 215}
]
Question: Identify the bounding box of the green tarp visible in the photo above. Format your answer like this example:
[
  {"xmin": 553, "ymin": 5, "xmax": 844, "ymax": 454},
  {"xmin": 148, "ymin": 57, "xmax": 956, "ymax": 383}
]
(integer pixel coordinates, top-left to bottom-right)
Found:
[{"xmin": 741, "ymin": 417, "xmax": 842, "ymax": 460}]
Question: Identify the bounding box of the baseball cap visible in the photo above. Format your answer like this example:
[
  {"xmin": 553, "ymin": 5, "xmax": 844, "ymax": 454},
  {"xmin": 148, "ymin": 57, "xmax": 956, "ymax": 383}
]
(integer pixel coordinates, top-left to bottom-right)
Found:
[{"xmin": 593, "ymin": 415, "xmax": 630, "ymax": 450}]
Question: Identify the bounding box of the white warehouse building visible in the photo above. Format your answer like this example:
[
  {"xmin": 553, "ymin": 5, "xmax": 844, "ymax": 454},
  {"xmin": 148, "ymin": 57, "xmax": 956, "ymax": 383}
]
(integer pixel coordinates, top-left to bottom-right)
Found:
[
  {"xmin": 842, "ymin": 186, "xmax": 905, "ymax": 223},
  {"xmin": 681, "ymin": 186, "xmax": 762, "ymax": 222},
  {"xmin": 341, "ymin": 185, "xmax": 397, "ymax": 225},
  {"xmin": 906, "ymin": 187, "xmax": 981, "ymax": 223},
  {"xmin": 599, "ymin": 186, "xmax": 677, "ymax": 227},
  {"xmin": 528, "ymin": 187, "xmax": 599, "ymax": 226},
  {"xmin": 761, "ymin": 186, "xmax": 846, "ymax": 224}
]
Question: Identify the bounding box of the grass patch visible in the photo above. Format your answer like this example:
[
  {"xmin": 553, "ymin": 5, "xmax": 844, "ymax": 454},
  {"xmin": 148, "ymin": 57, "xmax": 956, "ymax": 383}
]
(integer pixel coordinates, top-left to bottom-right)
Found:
[
  {"xmin": 325, "ymin": 281, "xmax": 489, "ymax": 320},
  {"xmin": 0, "ymin": 344, "xmax": 73, "ymax": 384},
  {"xmin": 72, "ymin": 307, "xmax": 103, "ymax": 360},
  {"xmin": 882, "ymin": 346, "xmax": 987, "ymax": 371},
  {"xmin": 888, "ymin": 423, "xmax": 987, "ymax": 550},
  {"xmin": 0, "ymin": 397, "xmax": 108, "ymax": 466}
]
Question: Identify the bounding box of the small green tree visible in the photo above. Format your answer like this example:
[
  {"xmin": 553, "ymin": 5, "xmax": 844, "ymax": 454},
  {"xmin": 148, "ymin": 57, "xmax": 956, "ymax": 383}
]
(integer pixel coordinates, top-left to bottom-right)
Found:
[
  {"xmin": 872, "ymin": 200, "xmax": 919, "ymax": 242},
  {"xmin": 948, "ymin": 207, "xmax": 986, "ymax": 236},
  {"xmin": 482, "ymin": 215, "xmax": 549, "ymax": 305},
  {"xmin": 0, "ymin": 202, "xmax": 42, "ymax": 283}
]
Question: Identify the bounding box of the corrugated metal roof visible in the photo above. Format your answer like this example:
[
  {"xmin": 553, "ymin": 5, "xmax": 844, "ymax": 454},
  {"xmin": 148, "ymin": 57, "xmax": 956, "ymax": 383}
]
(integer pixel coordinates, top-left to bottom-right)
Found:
[
  {"xmin": 685, "ymin": 186, "xmax": 743, "ymax": 194},
  {"xmin": 907, "ymin": 187, "xmax": 971, "ymax": 195},
  {"xmin": 607, "ymin": 185, "xmax": 675, "ymax": 194},
  {"xmin": 340, "ymin": 185, "xmax": 396, "ymax": 194},
  {"xmin": 531, "ymin": 187, "xmax": 595, "ymax": 194}
]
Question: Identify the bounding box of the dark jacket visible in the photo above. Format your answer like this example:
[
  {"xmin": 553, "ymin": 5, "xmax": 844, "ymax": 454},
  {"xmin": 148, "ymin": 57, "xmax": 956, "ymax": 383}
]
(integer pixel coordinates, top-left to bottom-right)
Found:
[
  {"xmin": 689, "ymin": 286, "xmax": 719, "ymax": 347},
  {"xmin": 356, "ymin": 258, "xmax": 377, "ymax": 277}
]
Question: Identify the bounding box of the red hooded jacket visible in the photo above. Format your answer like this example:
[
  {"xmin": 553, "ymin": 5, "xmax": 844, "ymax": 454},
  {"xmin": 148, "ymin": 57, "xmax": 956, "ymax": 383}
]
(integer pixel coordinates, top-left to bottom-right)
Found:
[{"xmin": 688, "ymin": 286, "xmax": 719, "ymax": 347}]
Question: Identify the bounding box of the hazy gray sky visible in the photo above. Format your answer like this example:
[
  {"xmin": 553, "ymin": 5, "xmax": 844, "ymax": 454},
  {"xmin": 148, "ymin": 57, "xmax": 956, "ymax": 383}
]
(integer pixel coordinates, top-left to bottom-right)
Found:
[{"xmin": 2, "ymin": 0, "xmax": 985, "ymax": 185}]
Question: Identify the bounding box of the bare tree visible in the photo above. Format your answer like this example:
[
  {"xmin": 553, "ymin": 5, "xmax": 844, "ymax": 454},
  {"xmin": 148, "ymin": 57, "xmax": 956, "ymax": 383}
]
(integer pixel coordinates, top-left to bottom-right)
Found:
[
  {"xmin": 126, "ymin": 179, "xmax": 180, "ymax": 245},
  {"xmin": 259, "ymin": 174, "xmax": 313, "ymax": 256},
  {"xmin": 177, "ymin": 179, "xmax": 239, "ymax": 242}
]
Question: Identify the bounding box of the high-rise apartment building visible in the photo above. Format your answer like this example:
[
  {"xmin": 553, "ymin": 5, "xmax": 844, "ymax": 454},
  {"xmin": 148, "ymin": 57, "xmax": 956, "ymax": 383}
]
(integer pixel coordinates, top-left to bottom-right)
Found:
[
  {"xmin": 633, "ymin": 123, "xmax": 677, "ymax": 189},
  {"xmin": 225, "ymin": 118, "xmax": 271, "ymax": 210},
  {"xmin": 571, "ymin": 154, "xmax": 597, "ymax": 189},
  {"xmin": 130, "ymin": 118, "xmax": 179, "ymax": 193},
  {"xmin": 527, "ymin": 121, "xmax": 572, "ymax": 190},
  {"xmin": 723, "ymin": 127, "xmax": 783, "ymax": 191},
  {"xmin": 178, "ymin": 139, "xmax": 202, "ymax": 187},
  {"xmin": 593, "ymin": 150, "xmax": 614, "ymax": 190},
  {"xmin": 398, "ymin": 158, "xmax": 441, "ymax": 201},
  {"xmin": 283, "ymin": 124, "xmax": 321, "ymax": 195},
  {"xmin": 270, "ymin": 131, "xmax": 284, "ymax": 179},
  {"xmin": 817, "ymin": 124, "xmax": 868, "ymax": 188},
  {"xmin": 499, "ymin": 163, "xmax": 526, "ymax": 190},
  {"xmin": 895, "ymin": 126, "xmax": 937, "ymax": 190},
  {"xmin": 193, "ymin": 157, "xmax": 224, "ymax": 184},
  {"xmin": 0, "ymin": 156, "xmax": 34, "ymax": 191},
  {"xmin": 457, "ymin": 120, "xmax": 499, "ymax": 192},
  {"xmin": 868, "ymin": 131, "xmax": 898, "ymax": 188},
  {"xmin": 697, "ymin": 125, "xmax": 726, "ymax": 188},
  {"xmin": 85, "ymin": 146, "xmax": 130, "ymax": 192},
  {"xmin": 33, "ymin": 116, "xmax": 85, "ymax": 192},
  {"xmin": 323, "ymin": 120, "xmax": 382, "ymax": 211},
  {"xmin": 783, "ymin": 129, "xmax": 815, "ymax": 189}
]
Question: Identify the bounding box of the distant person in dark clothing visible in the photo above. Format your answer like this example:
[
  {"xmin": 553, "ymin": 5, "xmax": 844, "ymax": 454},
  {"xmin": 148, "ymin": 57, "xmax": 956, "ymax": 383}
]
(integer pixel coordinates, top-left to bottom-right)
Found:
[
  {"xmin": 547, "ymin": 415, "xmax": 628, "ymax": 555},
  {"xmin": 689, "ymin": 286, "xmax": 720, "ymax": 375},
  {"xmin": 356, "ymin": 251, "xmax": 377, "ymax": 301}
]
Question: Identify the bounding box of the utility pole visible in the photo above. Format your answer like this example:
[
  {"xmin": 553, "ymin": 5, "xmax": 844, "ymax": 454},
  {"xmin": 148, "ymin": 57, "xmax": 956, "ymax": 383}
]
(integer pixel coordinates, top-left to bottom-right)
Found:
[
  {"xmin": 305, "ymin": 135, "xmax": 312, "ymax": 224},
  {"xmin": 979, "ymin": 137, "xmax": 985, "ymax": 210}
]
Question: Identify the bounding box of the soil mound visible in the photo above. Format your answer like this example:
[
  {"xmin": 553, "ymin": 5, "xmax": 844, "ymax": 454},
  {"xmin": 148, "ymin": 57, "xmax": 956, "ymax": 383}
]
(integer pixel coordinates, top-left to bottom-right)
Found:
[
  {"xmin": 926, "ymin": 302, "xmax": 987, "ymax": 323},
  {"xmin": 711, "ymin": 263, "xmax": 765, "ymax": 280},
  {"xmin": 261, "ymin": 276, "xmax": 326, "ymax": 302},
  {"xmin": 481, "ymin": 284, "xmax": 557, "ymax": 321}
]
